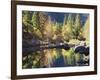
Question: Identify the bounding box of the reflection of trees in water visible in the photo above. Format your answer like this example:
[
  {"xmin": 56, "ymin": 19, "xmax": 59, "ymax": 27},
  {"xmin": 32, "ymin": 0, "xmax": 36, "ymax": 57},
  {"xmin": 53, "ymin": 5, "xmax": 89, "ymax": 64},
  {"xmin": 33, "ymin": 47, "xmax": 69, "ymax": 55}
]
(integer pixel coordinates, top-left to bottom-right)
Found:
[
  {"xmin": 40, "ymin": 50, "xmax": 53, "ymax": 68},
  {"xmin": 22, "ymin": 46, "xmax": 89, "ymax": 68}
]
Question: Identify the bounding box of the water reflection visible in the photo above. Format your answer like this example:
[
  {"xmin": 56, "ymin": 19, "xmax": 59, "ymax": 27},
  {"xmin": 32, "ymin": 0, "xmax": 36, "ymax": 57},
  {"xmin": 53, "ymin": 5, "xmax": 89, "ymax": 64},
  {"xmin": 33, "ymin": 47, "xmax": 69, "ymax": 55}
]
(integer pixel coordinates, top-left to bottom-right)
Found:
[{"xmin": 22, "ymin": 47, "xmax": 89, "ymax": 69}]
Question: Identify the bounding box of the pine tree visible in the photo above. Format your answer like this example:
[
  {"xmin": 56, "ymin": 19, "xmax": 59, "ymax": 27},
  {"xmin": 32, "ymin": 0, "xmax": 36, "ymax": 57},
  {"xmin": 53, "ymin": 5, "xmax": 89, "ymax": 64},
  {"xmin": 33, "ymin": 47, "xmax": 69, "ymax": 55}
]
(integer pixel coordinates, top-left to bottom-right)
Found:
[
  {"xmin": 31, "ymin": 12, "xmax": 48, "ymax": 39},
  {"xmin": 62, "ymin": 14, "xmax": 74, "ymax": 41},
  {"xmin": 83, "ymin": 16, "xmax": 90, "ymax": 41},
  {"xmin": 73, "ymin": 14, "xmax": 82, "ymax": 39},
  {"xmin": 22, "ymin": 11, "xmax": 32, "ymax": 33},
  {"xmin": 31, "ymin": 12, "xmax": 40, "ymax": 29},
  {"xmin": 43, "ymin": 16, "xmax": 53, "ymax": 40},
  {"xmin": 63, "ymin": 14, "xmax": 68, "ymax": 25}
]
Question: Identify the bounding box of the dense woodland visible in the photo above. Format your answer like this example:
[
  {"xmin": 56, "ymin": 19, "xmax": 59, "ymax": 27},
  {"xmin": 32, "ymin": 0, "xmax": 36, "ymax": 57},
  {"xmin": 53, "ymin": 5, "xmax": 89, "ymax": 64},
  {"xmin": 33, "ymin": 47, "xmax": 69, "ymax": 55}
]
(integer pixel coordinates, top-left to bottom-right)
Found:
[{"xmin": 22, "ymin": 11, "xmax": 90, "ymax": 68}]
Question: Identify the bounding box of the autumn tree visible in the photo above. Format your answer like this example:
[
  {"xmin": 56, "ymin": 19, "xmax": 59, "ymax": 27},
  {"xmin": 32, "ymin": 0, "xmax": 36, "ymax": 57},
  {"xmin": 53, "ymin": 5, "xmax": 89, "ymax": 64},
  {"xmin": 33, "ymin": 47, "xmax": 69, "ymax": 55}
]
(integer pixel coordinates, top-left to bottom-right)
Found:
[
  {"xmin": 31, "ymin": 12, "xmax": 40, "ymax": 30},
  {"xmin": 43, "ymin": 16, "xmax": 54, "ymax": 41},
  {"xmin": 73, "ymin": 14, "xmax": 82, "ymax": 39},
  {"xmin": 31, "ymin": 12, "xmax": 48, "ymax": 40},
  {"xmin": 31, "ymin": 12, "xmax": 42, "ymax": 39},
  {"xmin": 22, "ymin": 11, "xmax": 32, "ymax": 33},
  {"xmin": 62, "ymin": 14, "xmax": 74, "ymax": 42},
  {"xmin": 63, "ymin": 14, "xmax": 68, "ymax": 25},
  {"xmin": 83, "ymin": 16, "xmax": 90, "ymax": 41}
]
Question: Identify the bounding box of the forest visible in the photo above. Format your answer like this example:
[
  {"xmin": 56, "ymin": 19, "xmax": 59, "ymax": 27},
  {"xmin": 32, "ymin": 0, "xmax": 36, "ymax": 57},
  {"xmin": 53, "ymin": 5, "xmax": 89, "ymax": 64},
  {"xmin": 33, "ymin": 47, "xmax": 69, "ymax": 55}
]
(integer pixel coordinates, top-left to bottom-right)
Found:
[{"xmin": 22, "ymin": 11, "xmax": 90, "ymax": 68}]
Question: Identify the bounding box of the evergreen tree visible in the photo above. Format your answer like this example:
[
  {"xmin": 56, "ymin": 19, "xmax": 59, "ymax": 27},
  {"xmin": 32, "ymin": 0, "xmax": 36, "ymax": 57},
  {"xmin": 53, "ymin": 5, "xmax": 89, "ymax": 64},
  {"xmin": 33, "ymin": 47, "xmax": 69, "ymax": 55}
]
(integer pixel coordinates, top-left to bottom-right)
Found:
[
  {"xmin": 62, "ymin": 14, "xmax": 74, "ymax": 41},
  {"xmin": 63, "ymin": 14, "xmax": 68, "ymax": 25},
  {"xmin": 44, "ymin": 16, "xmax": 54, "ymax": 41},
  {"xmin": 73, "ymin": 14, "xmax": 82, "ymax": 39},
  {"xmin": 31, "ymin": 12, "xmax": 40, "ymax": 30},
  {"xmin": 83, "ymin": 16, "xmax": 90, "ymax": 41},
  {"xmin": 22, "ymin": 11, "xmax": 32, "ymax": 33},
  {"xmin": 31, "ymin": 12, "xmax": 48, "ymax": 39}
]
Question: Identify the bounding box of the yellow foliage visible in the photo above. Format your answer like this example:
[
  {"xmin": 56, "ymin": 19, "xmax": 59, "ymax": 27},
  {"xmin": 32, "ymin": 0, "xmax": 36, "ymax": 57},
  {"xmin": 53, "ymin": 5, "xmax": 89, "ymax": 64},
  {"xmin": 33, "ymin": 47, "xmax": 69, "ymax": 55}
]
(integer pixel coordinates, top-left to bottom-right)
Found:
[
  {"xmin": 35, "ymin": 29, "xmax": 42, "ymax": 38},
  {"xmin": 83, "ymin": 16, "xmax": 90, "ymax": 41}
]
